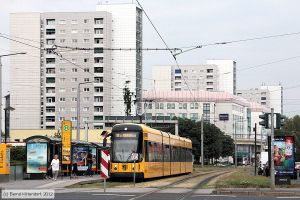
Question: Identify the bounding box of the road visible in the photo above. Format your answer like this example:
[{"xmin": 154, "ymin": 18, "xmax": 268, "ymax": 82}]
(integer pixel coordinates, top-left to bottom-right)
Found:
[{"xmin": 40, "ymin": 192, "xmax": 300, "ymax": 200}]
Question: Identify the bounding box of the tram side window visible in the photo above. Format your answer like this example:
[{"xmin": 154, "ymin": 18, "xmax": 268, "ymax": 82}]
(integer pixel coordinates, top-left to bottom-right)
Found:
[
  {"xmin": 186, "ymin": 149, "xmax": 193, "ymax": 162},
  {"xmin": 181, "ymin": 148, "xmax": 186, "ymax": 162},
  {"xmin": 171, "ymin": 146, "xmax": 179, "ymax": 162},
  {"xmin": 145, "ymin": 141, "xmax": 163, "ymax": 162},
  {"xmin": 164, "ymin": 145, "xmax": 170, "ymax": 162}
]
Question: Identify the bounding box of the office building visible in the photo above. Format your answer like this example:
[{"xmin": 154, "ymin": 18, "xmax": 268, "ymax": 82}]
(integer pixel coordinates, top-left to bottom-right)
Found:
[
  {"xmin": 237, "ymin": 85, "xmax": 283, "ymax": 114},
  {"xmin": 152, "ymin": 60, "xmax": 236, "ymax": 95}
]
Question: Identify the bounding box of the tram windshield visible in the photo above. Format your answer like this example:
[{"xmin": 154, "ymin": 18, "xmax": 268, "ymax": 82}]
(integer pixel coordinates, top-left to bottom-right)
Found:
[{"xmin": 112, "ymin": 132, "xmax": 140, "ymax": 163}]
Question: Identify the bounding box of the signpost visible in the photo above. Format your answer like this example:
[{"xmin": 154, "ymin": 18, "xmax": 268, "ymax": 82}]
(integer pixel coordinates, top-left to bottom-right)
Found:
[
  {"xmin": 101, "ymin": 149, "xmax": 109, "ymax": 192},
  {"xmin": 130, "ymin": 152, "xmax": 139, "ymax": 187},
  {"xmin": 62, "ymin": 120, "xmax": 72, "ymax": 178}
]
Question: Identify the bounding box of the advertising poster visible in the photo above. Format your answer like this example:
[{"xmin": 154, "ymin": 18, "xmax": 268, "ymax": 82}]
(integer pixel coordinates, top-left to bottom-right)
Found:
[
  {"xmin": 0, "ymin": 144, "xmax": 10, "ymax": 175},
  {"xmin": 274, "ymin": 136, "xmax": 294, "ymax": 176},
  {"xmin": 91, "ymin": 147, "xmax": 97, "ymax": 171},
  {"xmin": 72, "ymin": 146, "xmax": 88, "ymax": 171},
  {"xmin": 27, "ymin": 143, "xmax": 47, "ymax": 173},
  {"xmin": 62, "ymin": 120, "xmax": 72, "ymax": 164}
]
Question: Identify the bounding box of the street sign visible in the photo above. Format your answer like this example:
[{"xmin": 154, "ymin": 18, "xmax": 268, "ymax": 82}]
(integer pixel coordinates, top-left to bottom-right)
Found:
[
  {"xmin": 101, "ymin": 150, "xmax": 109, "ymax": 179},
  {"xmin": 62, "ymin": 120, "xmax": 72, "ymax": 164}
]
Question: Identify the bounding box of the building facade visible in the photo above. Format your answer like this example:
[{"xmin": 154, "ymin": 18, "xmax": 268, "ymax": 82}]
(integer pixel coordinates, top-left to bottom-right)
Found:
[
  {"xmin": 10, "ymin": 4, "xmax": 142, "ymax": 130},
  {"xmin": 152, "ymin": 60, "xmax": 236, "ymax": 95},
  {"xmin": 237, "ymin": 85, "xmax": 283, "ymax": 114},
  {"xmin": 142, "ymin": 90, "xmax": 268, "ymax": 162}
]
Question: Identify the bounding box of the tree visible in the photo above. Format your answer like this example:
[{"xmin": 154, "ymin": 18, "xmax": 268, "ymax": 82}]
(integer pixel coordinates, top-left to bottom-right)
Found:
[
  {"xmin": 10, "ymin": 146, "xmax": 26, "ymax": 163},
  {"xmin": 158, "ymin": 117, "xmax": 234, "ymax": 164}
]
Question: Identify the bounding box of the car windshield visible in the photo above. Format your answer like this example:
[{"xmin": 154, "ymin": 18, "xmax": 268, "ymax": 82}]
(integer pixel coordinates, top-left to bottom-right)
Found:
[{"xmin": 112, "ymin": 132, "xmax": 139, "ymax": 163}]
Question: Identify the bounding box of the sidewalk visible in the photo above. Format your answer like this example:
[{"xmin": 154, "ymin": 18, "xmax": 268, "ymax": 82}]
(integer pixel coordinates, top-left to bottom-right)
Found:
[
  {"xmin": 214, "ymin": 188, "xmax": 300, "ymax": 196},
  {"xmin": 0, "ymin": 176, "xmax": 100, "ymax": 190}
]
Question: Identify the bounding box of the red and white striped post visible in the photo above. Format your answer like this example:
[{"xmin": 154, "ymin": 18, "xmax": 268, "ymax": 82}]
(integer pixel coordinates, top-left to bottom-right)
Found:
[{"xmin": 101, "ymin": 150, "xmax": 109, "ymax": 192}]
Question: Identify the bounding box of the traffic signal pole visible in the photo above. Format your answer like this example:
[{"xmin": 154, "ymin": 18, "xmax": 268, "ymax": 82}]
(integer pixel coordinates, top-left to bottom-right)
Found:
[
  {"xmin": 201, "ymin": 114, "xmax": 204, "ymax": 167},
  {"xmin": 270, "ymin": 108, "xmax": 275, "ymax": 189}
]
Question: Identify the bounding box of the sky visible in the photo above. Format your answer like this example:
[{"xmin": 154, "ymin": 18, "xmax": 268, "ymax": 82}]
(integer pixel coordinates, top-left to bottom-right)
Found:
[{"xmin": 1, "ymin": 0, "xmax": 300, "ymax": 116}]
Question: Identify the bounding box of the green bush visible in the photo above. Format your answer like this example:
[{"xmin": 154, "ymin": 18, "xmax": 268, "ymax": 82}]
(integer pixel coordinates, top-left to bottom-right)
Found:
[{"xmin": 10, "ymin": 146, "xmax": 26, "ymax": 163}]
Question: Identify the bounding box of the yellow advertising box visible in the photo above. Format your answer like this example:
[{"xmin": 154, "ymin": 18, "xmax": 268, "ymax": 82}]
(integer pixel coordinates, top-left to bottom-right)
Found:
[
  {"xmin": 61, "ymin": 120, "xmax": 72, "ymax": 164},
  {"xmin": 0, "ymin": 144, "xmax": 10, "ymax": 175}
]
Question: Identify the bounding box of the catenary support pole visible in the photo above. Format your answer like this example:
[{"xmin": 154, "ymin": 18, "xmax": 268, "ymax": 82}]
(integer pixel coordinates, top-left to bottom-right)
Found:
[
  {"xmin": 76, "ymin": 83, "xmax": 80, "ymax": 142},
  {"xmin": 201, "ymin": 113, "xmax": 204, "ymax": 167},
  {"xmin": 270, "ymin": 108, "xmax": 275, "ymax": 189},
  {"xmin": 254, "ymin": 123, "xmax": 257, "ymax": 176}
]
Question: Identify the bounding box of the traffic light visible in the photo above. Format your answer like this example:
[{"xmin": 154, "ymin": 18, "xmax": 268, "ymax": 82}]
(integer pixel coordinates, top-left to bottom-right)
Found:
[
  {"xmin": 259, "ymin": 113, "xmax": 269, "ymax": 128},
  {"xmin": 275, "ymin": 113, "xmax": 285, "ymax": 129}
]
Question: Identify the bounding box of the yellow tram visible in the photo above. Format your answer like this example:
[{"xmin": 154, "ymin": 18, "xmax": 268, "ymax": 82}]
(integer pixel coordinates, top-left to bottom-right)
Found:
[{"xmin": 110, "ymin": 123, "xmax": 193, "ymax": 179}]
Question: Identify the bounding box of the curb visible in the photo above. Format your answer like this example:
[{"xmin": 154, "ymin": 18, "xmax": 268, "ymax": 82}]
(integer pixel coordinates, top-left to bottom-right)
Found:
[{"xmin": 213, "ymin": 189, "xmax": 300, "ymax": 196}]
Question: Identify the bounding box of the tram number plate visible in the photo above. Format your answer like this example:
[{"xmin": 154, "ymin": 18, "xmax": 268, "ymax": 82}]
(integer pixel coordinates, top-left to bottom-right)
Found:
[{"xmin": 130, "ymin": 153, "xmax": 139, "ymax": 161}]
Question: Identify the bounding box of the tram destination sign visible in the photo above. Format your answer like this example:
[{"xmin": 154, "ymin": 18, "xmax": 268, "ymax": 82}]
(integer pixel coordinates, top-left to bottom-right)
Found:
[{"xmin": 62, "ymin": 120, "xmax": 72, "ymax": 165}]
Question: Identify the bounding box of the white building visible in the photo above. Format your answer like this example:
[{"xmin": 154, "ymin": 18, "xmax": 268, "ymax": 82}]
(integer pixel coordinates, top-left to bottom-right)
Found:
[
  {"xmin": 142, "ymin": 90, "xmax": 268, "ymax": 161},
  {"xmin": 96, "ymin": 3, "xmax": 143, "ymax": 115},
  {"xmin": 237, "ymin": 85, "xmax": 283, "ymax": 114},
  {"xmin": 152, "ymin": 60, "xmax": 236, "ymax": 95},
  {"xmin": 10, "ymin": 4, "xmax": 142, "ymax": 130}
]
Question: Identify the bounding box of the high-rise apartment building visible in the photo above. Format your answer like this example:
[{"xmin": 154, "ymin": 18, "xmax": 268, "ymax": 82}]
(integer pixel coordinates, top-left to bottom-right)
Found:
[
  {"xmin": 10, "ymin": 4, "xmax": 142, "ymax": 130},
  {"xmin": 152, "ymin": 60, "xmax": 236, "ymax": 94},
  {"xmin": 237, "ymin": 85, "xmax": 283, "ymax": 114}
]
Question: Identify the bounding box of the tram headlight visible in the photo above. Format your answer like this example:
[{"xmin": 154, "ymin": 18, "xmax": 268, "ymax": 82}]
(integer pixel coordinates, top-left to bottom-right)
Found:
[{"xmin": 114, "ymin": 164, "xmax": 117, "ymax": 170}]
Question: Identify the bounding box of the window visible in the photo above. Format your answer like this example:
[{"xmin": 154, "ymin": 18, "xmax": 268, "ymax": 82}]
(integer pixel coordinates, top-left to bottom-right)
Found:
[
  {"xmin": 94, "ymin": 77, "xmax": 103, "ymax": 83},
  {"xmin": 94, "ymin": 87, "xmax": 103, "ymax": 93},
  {"xmin": 46, "ymin": 29, "xmax": 55, "ymax": 35},
  {"xmin": 59, "ymin": 68, "xmax": 65, "ymax": 73},
  {"xmin": 183, "ymin": 103, "xmax": 187, "ymax": 109},
  {"xmin": 84, "ymin": 29, "xmax": 90, "ymax": 33},
  {"xmin": 207, "ymin": 82, "xmax": 213, "ymax": 85},
  {"xmin": 179, "ymin": 113, "xmax": 187, "ymax": 119},
  {"xmin": 160, "ymin": 103, "xmax": 164, "ymax": 109},
  {"xmin": 71, "ymin": 78, "xmax": 77, "ymax": 82},
  {"xmin": 94, "ymin": 67, "xmax": 103, "ymax": 73},
  {"xmin": 94, "ymin": 57, "xmax": 103, "ymax": 63},
  {"xmin": 94, "ymin": 28, "xmax": 103, "ymax": 34},
  {"xmin": 156, "ymin": 113, "xmax": 164, "ymax": 117},
  {"xmin": 83, "ymin": 117, "xmax": 89, "ymax": 121},
  {"xmin": 72, "ymin": 39, "xmax": 78, "ymax": 43},
  {"xmin": 167, "ymin": 113, "xmax": 175, "ymax": 119},
  {"xmin": 94, "ymin": 48, "xmax": 103, "ymax": 54},
  {"xmin": 207, "ymin": 69, "xmax": 213, "ymax": 73},
  {"xmin": 83, "ymin": 97, "xmax": 90, "ymax": 102},
  {"xmin": 59, "ymin": 39, "xmax": 65, "ymax": 43},
  {"xmin": 167, "ymin": 103, "xmax": 171, "ymax": 109},
  {"xmin": 83, "ymin": 87, "xmax": 89, "ymax": 92},
  {"xmin": 71, "ymin": 97, "xmax": 77, "ymax": 102},
  {"xmin": 261, "ymin": 102, "xmax": 266, "ymax": 105},
  {"xmin": 71, "ymin": 117, "xmax": 77, "ymax": 121},
  {"xmin": 46, "ymin": 39, "xmax": 55, "ymax": 45},
  {"xmin": 175, "ymin": 69, "xmax": 181, "ymax": 74},
  {"xmin": 59, "ymin": 88, "xmax": 65, "ymax": 93},
  {"xmin": 207, "ymin": 88, "xmax": 213, "ymax": 91},
  {"xmin": 59, "ymin": 58, "xmax": 65, "ymax": 63},
  {"xmin": 190, "ymin": 113, "xmax": 199, "ymax": 121},
  {"xmin": 94, "ymin": 106, "xmax": 103, "ymax": 112},
  {"xmin": 71, "ymin": 20, "xmax": 77, "ymax": 24},
  {"xmin": 207, "ymin": 75, "xmax": 213, "ymax": 79},
  {"xmin": 261, "ymin": 97, "xmax": 267, "ymax": 100},
  {"xmin": 71, "ymin": 59, "xmax": 76, "ymax": 63},
  {"xmin": 59, "ymin": 97, "xmax": 66, "ymax": 102},
  {"xmin": 94, "ymin": 96, "xmax": 103, "ymax": 102},
  {"xmin": 155, "ymin": 103, "xmax": 159, "ymax": 109},
  {"xmin": 71, "ymin": 88, "xmax": 77, "ymax": 92},
  {"xmin": 46, "ymin": 19, "xmax": 55, "ymax": 25},
  {"xmin": 179, "ymin": 103, "xmax": 182, "ymax": 109},
  {"xmin": 59, "ymin": 117, "xmax": 65, "ymax": 121},
  {"xmin": 59, "ymin": 78, "xmax": 65, "ymax": 83},
  {"xmin": 145, "ymin": 113, "xmax": 152, "ymax": 120},
  {"xmin": 71, "ymin": 107, "xmax": 76, "ymax": 112},
  {"xmin": 72, "ymin": 68, "xmax": 77, "ymax": 72},
  {"xmin": 59, "ymin": 20, "xmax": 66, "ymax": 25},
  {"xmin": 84, "ymin": 68, "xmax": 89, "ymax": 72},
  {"xmin": 203, "ymin": 103, "xmax": 210, "ymax": 122},
  {"xmin": 84, "ymin": 19, "xmax": 89, "ymax": 23},
  {"xmin": 94, "ymin": 18, "xmax": 103, "ymax": 24},
  {"xmin": 59, "ymin": 107, "xmax": 65, "ymax": 112},
  {"xmin": 46, "ymin": 58, "xmax": 55, "ymax": 64},
  {"xmin": 84, "ymin": 39, "xmax": 89, "ymax": 43},
  {"xmin": 94, "ymin": 38, "xmax": 103, "ymax": 44},
  {"xmin": 84, "ymin": 78, "xmax": 90, "ymax": 82},
  {"xmin": 190, "ymin": 103, "xmax": 194, "ymax": 109},
  {"xmin": 195, "ymin": 103, "xmax": 199, "ymax": 109},
  {"xmin": 84, "ymin": 58, "xmax": 89, "ymax": 63},
  {"xmin": 71, "ymin": 29, "xmax": 78, "ymax": 33},
  {"xmin": 83, "ymin": 107, "xmax": 89, "ymax": 111}
]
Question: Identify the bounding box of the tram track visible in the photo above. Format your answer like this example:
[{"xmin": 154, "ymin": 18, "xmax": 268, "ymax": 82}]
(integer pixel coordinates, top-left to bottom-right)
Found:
[{"xmin": 128, "ymin": 169, "xmax": 230, "ymax": 200}]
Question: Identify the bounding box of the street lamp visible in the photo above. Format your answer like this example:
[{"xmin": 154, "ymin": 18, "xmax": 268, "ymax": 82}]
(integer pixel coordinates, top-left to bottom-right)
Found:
[
  {"xmin": 0, "ymin": 52, "xmax": 26, "ymax": 143},
  {"xmin": 76, "ymin": 81, "xmax": 93, "ymax": 142},
  {"xmin": 4, "ymin": 106, "xmax": 15, "ymax": 143}
]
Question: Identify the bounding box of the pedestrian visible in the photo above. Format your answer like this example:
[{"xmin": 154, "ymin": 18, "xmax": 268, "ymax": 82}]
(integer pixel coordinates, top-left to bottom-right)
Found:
[
  {"xmin": 86, "ymin": 150, "xmax": 93, "ymax": 176},
  {"xmin": 50, "ymin": 154, "xmax": 60, "ymax": 181},
  {"xmin": 72, "ymin": 162, "xmax": 78, "ymax": 178}
]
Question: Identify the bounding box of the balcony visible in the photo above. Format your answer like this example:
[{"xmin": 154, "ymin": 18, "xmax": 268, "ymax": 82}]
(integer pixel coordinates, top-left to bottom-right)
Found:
[
  {"xmin": 45, "ymin": 121, "xmax": 55, "ymax": 126},
  {"xmin": 93, "ymin": 102, "xmax": 104, "ymax": 106}
]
